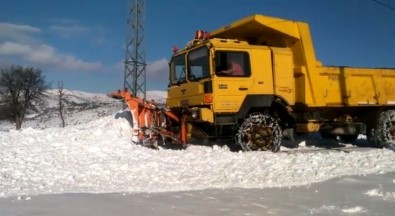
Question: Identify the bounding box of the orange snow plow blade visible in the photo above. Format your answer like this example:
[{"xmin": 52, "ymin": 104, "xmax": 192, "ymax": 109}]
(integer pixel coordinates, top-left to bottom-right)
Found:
[{"xmin": 108, "ymin": 89, "xmax": 187, "ymax": 147}]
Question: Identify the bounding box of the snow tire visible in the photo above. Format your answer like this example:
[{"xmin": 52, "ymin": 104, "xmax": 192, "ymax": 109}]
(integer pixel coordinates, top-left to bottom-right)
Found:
[
  {"xmin": 372, "ymin": 110, "xmax": 395, "ymax": 151},
  {"xmin": 235, "ymin": 113, "xmax": 282, "ymax": 152}
]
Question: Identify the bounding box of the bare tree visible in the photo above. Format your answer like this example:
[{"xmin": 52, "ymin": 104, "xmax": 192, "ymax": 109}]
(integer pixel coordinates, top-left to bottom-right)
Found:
[
  {"xmin": 0, "ymin": 65, "xmax": 49, "ymax": 129},
  {"xmin": 58, "ymin": 81, "xmax": 66, "ymax": 127}
]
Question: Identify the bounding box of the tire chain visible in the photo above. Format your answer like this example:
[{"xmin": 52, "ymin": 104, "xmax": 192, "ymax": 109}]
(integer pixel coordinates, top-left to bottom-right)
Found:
[
  {"xmin": 235, "ymin": 113, "xmax": 282, "ymax": 152},
  {"xmin": 371, "ymin": 109, "xmax": 395, "ymax": 151}
]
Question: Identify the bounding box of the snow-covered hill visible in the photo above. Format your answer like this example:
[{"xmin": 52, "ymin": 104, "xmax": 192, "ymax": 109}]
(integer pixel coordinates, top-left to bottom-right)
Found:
[{"xmin": 0, "ymin": 89, "xmax": 167, "ymax": 130}]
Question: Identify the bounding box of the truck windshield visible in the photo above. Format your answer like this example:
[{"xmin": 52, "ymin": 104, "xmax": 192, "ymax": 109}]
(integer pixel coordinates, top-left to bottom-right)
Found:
[
  {"xmin": 187, "ymin": 47, "xmax": 210, "ymax": 81},
  {"xmin": 215, "ymin": 51, "xmax": 250, "ymax": 77},
  {"xmin": 170, "ymin": 54, "xmax": 186, "ymax": 85}
]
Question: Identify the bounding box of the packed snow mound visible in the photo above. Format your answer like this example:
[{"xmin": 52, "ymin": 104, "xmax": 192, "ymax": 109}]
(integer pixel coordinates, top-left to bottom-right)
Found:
[{"xmin": 1, "ymin": 115, "xmax": 395, "ymax": 198}]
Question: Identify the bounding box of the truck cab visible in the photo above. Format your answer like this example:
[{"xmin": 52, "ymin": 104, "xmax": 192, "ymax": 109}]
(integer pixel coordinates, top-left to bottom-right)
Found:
[{"xmin": 167, "ymin": 32, "xmax": 295, "ymax": 143}]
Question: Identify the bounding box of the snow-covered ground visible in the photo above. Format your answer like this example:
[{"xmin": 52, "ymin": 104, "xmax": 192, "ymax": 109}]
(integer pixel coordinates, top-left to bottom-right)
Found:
[
  {"xmin": 0, "ymin": 90, "xmax": 394, "ymax": 215},
  {"xmin": 1, "ymin": 173, "xmax": 394, "ymax": 216}
]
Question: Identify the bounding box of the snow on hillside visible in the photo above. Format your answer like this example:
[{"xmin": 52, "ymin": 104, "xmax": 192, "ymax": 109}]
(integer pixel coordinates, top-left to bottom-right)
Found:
[
  {"xmin": 0, "ymin": 89, "xmax": 167, "ymax": 130},
  {"xmin": 0, "ymin": 89, "xmax": 394, "ymax": 206},
  {"xmin": 138, "ymin": 90, "xmax": 167, "ymax": 104}
]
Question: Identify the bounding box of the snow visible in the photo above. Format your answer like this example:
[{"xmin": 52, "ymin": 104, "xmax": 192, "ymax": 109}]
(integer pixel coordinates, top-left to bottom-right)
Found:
[
  {"xmin": 1, "ymin": 116, "xmax": 394, "ymax": 198},
  {"xmin": 1, "ymin": 173, "xmax": 394, "ymax": 216},
  {"xmin": 0, "ymin": 90, "xmax": 395, "ymax": 215},
  {"xmin": 365, "ymin": 188, "xmax": 395, "ymax": 201}
]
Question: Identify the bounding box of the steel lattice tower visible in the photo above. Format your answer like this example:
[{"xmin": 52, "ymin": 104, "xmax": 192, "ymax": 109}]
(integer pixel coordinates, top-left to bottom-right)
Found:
[{"xmin": 124, "ymin": 0, "xmax": 146, "ymax": 100}]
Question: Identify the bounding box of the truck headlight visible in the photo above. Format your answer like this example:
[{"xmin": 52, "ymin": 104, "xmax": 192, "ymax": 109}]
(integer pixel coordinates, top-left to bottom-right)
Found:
[{"xmin": 190, "ymin": 108, "xmax": 199, "ymax": 119}]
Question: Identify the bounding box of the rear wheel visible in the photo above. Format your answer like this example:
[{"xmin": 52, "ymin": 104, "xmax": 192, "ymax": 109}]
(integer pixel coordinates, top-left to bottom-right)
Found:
[
  {"xmin": 372, "ymin": 110, "xmax": 395, "ymax": 150},
  {"xmin": 235, "ymin": 113, "xmax": 282, "ymax": 152}
]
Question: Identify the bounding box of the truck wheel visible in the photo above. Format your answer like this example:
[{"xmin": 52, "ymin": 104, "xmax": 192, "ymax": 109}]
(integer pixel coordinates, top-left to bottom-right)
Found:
[
  {"xmin": 235, "ymin": 113, "xmax": 282, "ymax": 152},
  {"xmin": 373, "ymin": 110, "xmax": 395, "ymax": 150}
]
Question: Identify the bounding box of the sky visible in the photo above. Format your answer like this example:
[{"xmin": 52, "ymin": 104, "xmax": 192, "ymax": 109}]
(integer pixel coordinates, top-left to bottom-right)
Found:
[{"xmin": 0, "ymin": 0, "xmax": 394, "ymax": 93}]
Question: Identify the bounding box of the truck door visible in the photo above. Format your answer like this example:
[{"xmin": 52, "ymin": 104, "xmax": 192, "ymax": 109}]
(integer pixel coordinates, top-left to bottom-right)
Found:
[{"xmin": 213, "ymin": 51, "xmax": 252, "ymax": 112}]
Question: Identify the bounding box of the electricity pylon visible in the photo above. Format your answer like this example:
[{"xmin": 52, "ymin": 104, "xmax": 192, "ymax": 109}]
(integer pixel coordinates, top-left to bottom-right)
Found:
[{"xmin": 124, "ymin": 0, "xmax": 146, "ymax": 100}]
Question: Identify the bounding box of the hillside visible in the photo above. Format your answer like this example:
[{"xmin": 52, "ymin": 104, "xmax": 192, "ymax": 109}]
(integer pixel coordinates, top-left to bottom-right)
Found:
[{"xmin": 0, "ymin": 89, "xmax": 167, "ymax": 130}]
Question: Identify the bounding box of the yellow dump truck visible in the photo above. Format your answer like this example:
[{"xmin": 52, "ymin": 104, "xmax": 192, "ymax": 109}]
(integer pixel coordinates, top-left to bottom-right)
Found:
[{"xmin": 166, "ymin": 14, "xmax": 395, "ymax": 151}]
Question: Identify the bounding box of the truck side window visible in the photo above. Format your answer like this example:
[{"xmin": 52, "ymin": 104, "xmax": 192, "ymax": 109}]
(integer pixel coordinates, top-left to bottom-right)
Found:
[
  {"xmin": 170, "ymin": 54, "xmax": 186, "ymax": 85},
  {"xmin": 215, "ymin": 51, "xmax": 250, "ymax": 77},
  {"xmin": 188, "ymin": 47, "xmax": 210, "ymax": 81}
]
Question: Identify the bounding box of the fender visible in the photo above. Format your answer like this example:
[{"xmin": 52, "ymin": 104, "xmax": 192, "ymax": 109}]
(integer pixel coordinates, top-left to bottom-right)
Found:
[
  {"xmin": 237, "ymin": 94, "xmax": 295, "ymax": 128},
  {"xmin": 269, "ymin": 96, "xmax": 296, "ymax": 128},
  {"xmin": 237, "ymin": 95, "xmax": 273, "ymax": 118}
]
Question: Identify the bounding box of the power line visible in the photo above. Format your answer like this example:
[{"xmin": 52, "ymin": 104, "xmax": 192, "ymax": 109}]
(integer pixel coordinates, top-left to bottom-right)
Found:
[{"xmin": 371, "ymin": 0, "xmax": 395, "ymax": 10}]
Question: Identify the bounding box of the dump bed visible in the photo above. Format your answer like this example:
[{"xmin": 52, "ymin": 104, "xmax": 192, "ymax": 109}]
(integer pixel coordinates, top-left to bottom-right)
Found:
[{"xmin": 317, "ymin": 66, "xmax": 395, "ymax": 106}]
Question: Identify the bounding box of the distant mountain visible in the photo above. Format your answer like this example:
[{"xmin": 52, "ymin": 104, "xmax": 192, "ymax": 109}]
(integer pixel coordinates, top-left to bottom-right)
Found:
[{"xmin": 0, "ymin": 89, "xmax": 167, "ymax": 130}]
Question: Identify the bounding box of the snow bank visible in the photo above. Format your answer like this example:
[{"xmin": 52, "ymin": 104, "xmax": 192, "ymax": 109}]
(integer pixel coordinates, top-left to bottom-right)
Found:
[{"xmin": 1, "ymin": 116, "xmax": 395, "ymax": 198}]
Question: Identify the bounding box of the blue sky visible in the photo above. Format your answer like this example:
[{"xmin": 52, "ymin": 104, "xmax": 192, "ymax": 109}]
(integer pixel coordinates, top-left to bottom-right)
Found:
[{"xmin": 0, "ymin": 0, "xmax": 394, "ymax": 93}]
